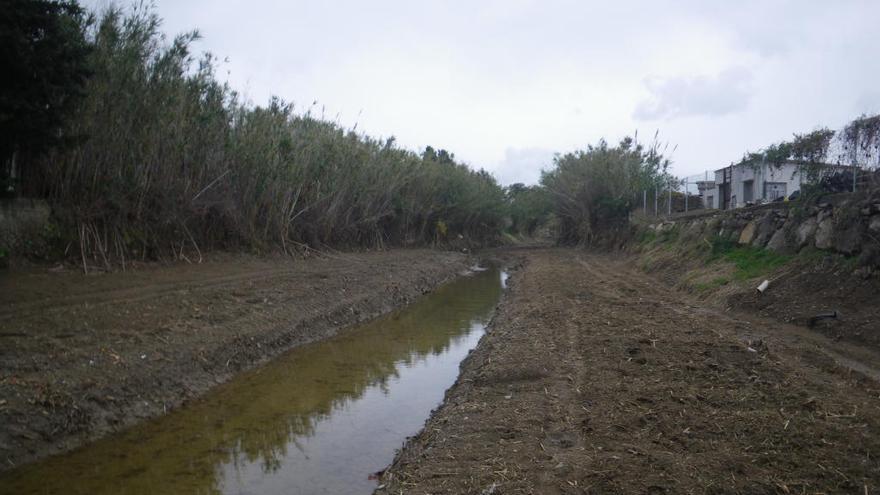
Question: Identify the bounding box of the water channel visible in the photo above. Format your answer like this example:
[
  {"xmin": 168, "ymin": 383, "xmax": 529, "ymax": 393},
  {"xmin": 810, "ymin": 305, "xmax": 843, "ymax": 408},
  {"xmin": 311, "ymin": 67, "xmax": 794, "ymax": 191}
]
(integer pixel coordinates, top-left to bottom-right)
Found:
[{"xmin": 1, "ymin": 267, "xmax": 507, "ymax": 495}]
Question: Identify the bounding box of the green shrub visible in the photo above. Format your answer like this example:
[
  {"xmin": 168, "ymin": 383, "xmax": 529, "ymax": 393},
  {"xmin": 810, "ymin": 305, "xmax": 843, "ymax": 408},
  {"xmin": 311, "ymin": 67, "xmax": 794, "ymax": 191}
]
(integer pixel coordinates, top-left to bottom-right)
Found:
[
  {"xmin": 541, "ymin": 137, "xmax": 673, "ymax": 246},
  {"xmin": 504, "ymin": 183, "xmax": 552, "ymax": 236}
]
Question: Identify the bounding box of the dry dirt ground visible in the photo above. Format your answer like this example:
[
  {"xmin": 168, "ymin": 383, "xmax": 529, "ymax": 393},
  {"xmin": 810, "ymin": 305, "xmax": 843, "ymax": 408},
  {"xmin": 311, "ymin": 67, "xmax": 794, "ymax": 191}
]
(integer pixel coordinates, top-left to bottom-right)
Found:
[
  {"xmin": 0, "ymin": 249, "xmax": 469, "ymax": 471},
  {"xmin": 379, "ymin": 248, "xmax": 880, "ymax": 494}
]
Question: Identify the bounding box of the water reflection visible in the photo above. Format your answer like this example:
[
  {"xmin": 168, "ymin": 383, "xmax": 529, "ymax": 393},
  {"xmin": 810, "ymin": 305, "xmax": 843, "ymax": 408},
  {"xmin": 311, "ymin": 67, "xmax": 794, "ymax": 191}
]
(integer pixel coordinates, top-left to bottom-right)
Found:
[{"xmin": 1, "ymin": 268, "xmax": 505, "ymax": 495}]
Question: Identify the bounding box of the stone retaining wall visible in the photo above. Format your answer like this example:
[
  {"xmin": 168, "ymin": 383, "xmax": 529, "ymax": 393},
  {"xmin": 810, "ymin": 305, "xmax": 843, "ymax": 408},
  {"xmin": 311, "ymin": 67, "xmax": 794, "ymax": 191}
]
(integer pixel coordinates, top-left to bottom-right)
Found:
[{"xmin": 647, "ymin": 190, "xmax": 880, "ymax": 272}]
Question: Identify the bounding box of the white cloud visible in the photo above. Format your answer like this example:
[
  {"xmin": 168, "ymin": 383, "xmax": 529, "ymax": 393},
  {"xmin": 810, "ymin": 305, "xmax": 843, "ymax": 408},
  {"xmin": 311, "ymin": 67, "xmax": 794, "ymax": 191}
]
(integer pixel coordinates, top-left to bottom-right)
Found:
[
  {"xmin": 79, "ymin": 0, "xmax": 880, "ymax": 181},
  {"xmin": 491, "ymin": 148, "xmax": 556, "ymax": 186},
  {"xmin": 856, "ymin": 91, "xmax": 880, "ymax": 115},
  {"xmin": 633, "ymin": 68, "xmax": 753, "ymax": 121}
]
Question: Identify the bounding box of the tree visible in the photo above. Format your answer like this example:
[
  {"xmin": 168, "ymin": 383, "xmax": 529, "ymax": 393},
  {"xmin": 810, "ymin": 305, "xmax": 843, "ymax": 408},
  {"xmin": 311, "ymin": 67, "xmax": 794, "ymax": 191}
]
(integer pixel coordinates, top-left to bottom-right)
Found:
[
  {"xmin": 542, "ymin": 137, "xmax": 671, "ymax": 245},
  {"xmin": 422, "ymin": 146, "xmax": 437, "ymax": 161},
  {"xmin": 0, "ymin": 0, "xmax": 91, "ymax": 196},
  {"xmin": 505, "ymin": 183, "xmax": 551, "ymax": 236}
]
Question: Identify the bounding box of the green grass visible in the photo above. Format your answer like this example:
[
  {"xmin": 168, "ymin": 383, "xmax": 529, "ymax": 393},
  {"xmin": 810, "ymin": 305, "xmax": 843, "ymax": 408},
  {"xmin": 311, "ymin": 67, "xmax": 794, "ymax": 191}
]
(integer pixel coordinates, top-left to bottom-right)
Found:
[
  {"xmin": 798, "ymin": 246, "xmax": 861, "ymax": 270},
  {"xmin": 708, "ymin": 236, "xmax": 791, "ymax": 280},
  {"xmin": 638, "ymin": 229, "xmax": 657, "ymax": 245},
  {"xmin": 637, "ymin": 226, "xmax": 678, "ymax": 249}
]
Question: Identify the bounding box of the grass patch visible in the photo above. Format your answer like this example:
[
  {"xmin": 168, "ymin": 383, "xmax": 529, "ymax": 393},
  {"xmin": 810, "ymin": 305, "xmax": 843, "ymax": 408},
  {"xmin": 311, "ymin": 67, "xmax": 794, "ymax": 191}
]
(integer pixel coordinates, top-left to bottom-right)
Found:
[
  {"xmin": 708, "ymin": 235, "xmax": 791, "ymax": 280},
  {"xmin": 638, "ymin": 229, "xmax": 657, "ymax": 245},
  {"xmin": 638, "ymin": 226, "xmax": 679, "ymax": 250},
  {"xmin": 658, "ymin": 227, "xmax": 679, "ymax": 243},
  {"xmin": 798, "ymin": 246, "xmax": 860, "ymax": 270}
]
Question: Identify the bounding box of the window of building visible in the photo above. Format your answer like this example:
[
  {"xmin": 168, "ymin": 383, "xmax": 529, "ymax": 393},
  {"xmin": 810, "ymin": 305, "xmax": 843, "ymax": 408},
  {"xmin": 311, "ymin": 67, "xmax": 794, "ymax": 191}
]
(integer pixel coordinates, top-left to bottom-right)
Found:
[
  {"xmin": 743, "ymin": 180, "xmax": 754, "ymax": 202},
  {"xmin": 764, "ymin": 182, "xmax": 787, "ymax": 200}
]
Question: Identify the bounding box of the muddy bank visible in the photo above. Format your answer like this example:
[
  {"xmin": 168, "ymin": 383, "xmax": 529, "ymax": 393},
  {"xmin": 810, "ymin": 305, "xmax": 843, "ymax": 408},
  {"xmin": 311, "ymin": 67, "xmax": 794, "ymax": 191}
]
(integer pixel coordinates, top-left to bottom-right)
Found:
[
  {"xmin": 378, "ymin": 249, "xmax": 880, "ymax": 494},
  {"xmin": 0, "ymin": 249, "xmax": 469, "ymax": 471}
]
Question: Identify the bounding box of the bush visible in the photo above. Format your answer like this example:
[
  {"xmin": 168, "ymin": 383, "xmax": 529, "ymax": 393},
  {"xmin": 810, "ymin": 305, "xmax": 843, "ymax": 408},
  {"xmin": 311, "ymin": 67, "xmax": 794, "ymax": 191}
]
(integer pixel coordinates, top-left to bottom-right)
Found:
[{"xmin": 541, "ymin": 137, "xmax": 672, "ymax": 246}]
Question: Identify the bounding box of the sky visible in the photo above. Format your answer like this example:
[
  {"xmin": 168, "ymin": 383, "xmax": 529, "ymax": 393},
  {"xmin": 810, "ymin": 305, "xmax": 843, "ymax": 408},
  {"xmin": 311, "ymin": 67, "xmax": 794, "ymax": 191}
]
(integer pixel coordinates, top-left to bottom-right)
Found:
[{"xmin": 85, "ymin": 0, "xmax": 880, "ymax": 185}]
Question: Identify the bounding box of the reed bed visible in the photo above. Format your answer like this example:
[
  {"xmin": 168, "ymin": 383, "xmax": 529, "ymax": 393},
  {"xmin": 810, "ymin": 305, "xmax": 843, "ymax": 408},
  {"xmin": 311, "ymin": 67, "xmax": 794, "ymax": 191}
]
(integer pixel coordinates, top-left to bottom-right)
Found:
[{"xmin": 23, "ymin": 5, "xmax": 504, "ymax": 267}]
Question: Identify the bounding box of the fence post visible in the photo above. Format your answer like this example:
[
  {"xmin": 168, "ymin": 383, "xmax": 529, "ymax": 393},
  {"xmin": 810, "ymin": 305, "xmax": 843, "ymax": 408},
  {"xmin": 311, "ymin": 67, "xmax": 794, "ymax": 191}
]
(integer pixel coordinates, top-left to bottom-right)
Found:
[
  {"xmin": 667, "ymin": 185, "xmax": 672, "ymax": 216},
  {"xmin": 684, "ymin": 178, "xmax": 688, "ymax": 213},
  {"xmin": 643, "ymin": 189, "xmax": 647, "ymax": 213}
]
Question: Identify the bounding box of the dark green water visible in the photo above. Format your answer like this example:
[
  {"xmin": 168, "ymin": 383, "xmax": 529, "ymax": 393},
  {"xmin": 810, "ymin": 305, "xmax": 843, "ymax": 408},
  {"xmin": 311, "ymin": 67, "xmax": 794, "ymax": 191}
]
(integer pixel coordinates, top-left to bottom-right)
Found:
[{"xmin": 0, "ymin": 267, "xmax": 506, "ymax": 495}]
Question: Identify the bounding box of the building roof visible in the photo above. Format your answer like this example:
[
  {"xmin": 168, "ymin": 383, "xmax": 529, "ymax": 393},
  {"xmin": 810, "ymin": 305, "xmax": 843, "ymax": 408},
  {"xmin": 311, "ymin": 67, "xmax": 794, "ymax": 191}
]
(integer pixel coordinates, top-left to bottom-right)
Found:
[{"xmin": 714, "ymin": 160, "xmax": 850, "ymax": 174}]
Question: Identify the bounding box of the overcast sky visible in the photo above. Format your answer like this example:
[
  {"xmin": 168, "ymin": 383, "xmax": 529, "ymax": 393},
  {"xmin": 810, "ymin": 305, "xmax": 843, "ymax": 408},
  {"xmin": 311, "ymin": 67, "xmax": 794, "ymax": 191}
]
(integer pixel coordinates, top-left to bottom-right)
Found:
[{"xmin": 85, "ymin": 0, "xmax": 880, "ymax": 185}]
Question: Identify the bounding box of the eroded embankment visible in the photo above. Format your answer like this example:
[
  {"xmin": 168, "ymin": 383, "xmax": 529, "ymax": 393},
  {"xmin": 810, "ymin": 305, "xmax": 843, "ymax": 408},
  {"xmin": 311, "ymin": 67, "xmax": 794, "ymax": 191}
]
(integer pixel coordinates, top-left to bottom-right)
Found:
[
  {"xmin": 634, "ymin": 196, "xmax": 880, "ymax": 350},
  {"xmin": 378, "ymin": 248, "xmax": 880, "ymax": 494},
  {"xmin": 0, "ymin": 250, "xmax": 469, "ymax": 471}
]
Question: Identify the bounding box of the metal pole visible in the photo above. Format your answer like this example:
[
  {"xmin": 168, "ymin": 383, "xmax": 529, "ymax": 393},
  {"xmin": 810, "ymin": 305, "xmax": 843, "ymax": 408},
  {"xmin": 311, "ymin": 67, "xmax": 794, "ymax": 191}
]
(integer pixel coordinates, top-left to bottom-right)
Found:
[
  {"xmin": 668, "ymin": 184, "xmax": 672, "ymax": 215},
  {"xmin": 684, "ymin": 179, "xmax": 688, "ymax": 212},
  {"xmin": 705, "ymin": 170, "xmax": 709, "ymax": 209},
  {"xmin": 643, "ymin": 189, "xmax": 647, "ymax": 213}
]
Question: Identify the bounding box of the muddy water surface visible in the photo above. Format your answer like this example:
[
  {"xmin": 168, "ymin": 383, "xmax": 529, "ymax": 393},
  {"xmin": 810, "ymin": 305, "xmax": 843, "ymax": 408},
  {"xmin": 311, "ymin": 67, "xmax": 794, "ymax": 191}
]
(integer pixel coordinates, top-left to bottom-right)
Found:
[{"xmin": 1, "ymin": 268, "xmax": 506, "ymax": 495}]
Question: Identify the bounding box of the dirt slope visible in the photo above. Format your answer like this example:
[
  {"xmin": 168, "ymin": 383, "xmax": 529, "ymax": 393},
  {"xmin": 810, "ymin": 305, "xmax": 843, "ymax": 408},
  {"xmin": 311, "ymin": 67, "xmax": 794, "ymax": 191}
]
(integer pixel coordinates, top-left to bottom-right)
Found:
[
  {"xmin": 0, "ymin": 250, "xmax": 469, "ymax": 471},
  {"xmin": 379, "ymin": 248, "xmax": 880, "ymax": 494},
  {"xmin": 633, "ymin": 232, "xmax": 880, "ymax": 353},
  {"xmin": 727, "ymin": 262, "xmax": 880, "ymax": 348}
]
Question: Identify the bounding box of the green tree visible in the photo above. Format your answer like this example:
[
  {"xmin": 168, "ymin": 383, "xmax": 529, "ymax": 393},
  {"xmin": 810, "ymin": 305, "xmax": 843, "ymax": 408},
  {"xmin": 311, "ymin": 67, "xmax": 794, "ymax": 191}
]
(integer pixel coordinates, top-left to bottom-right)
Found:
[
  {"xmin": 542, "ymin": 137, "xmax": 671, "ymax": 245},
  {"xmin": 505, "ymin": 183, "xmax": 551, "ymax": 236},
  {"xmin": 0, "ymin": 0, "xmax": 91, "ymax": 196}
]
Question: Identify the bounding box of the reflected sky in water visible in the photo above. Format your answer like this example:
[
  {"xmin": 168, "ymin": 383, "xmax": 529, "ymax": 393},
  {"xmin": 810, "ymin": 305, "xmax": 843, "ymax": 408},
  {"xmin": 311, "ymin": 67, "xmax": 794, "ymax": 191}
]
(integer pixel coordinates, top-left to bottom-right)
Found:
[{"xmin": 1, "ymin": 268, "xmax": 505, "ymax": 495}]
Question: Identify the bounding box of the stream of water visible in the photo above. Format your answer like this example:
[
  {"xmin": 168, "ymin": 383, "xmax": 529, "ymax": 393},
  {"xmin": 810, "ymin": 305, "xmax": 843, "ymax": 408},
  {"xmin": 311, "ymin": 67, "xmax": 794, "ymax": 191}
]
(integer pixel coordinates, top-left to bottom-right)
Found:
[{"xmin": 1, "ymin": 267, "xmax": 506, "ymax": 495}]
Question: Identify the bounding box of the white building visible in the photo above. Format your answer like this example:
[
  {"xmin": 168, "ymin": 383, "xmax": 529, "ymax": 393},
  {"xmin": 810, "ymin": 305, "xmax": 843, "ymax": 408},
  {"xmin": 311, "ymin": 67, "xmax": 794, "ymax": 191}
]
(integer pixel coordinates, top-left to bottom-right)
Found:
[
  {"xmin": 701, "ymin": 160, "xmax": 847, "ymax": 210},
  {"xmin": 696, "ymin": 180, "xmax": 716, "ymax": 209}
]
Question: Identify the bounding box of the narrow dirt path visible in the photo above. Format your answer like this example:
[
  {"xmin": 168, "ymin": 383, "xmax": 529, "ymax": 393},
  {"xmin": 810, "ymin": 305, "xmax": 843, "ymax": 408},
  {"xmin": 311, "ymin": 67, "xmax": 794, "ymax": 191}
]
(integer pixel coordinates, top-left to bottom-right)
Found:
[
  {"xmin": 0, "ymin": 250, "xmax": 469, "ymax": 471},
  {"xmin": 379, "ymin": 248, "xmax": 880, "ymax": 494}
]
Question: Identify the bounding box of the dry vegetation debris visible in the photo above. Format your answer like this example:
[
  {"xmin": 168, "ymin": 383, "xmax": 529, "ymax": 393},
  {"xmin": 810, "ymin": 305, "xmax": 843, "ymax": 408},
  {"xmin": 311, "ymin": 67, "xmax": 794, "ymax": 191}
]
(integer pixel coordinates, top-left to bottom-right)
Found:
[{"xmin": 379, "ymin": 249, "xmax": 880, "ymax": 494}]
